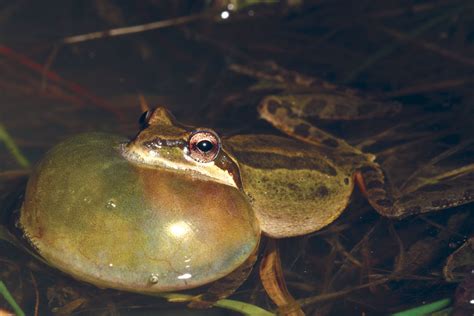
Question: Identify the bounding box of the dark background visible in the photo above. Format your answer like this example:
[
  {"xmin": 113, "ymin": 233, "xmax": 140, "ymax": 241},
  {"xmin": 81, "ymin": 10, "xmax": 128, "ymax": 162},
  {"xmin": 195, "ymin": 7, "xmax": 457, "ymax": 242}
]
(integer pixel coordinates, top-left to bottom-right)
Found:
[{"xmin": 1, "ymin": 1, "xmax": 473, "ymax": 315}]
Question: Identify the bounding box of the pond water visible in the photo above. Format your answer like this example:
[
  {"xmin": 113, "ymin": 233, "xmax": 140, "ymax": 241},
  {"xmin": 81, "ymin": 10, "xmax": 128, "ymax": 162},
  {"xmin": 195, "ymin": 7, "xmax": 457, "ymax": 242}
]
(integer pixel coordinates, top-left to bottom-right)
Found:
[{"xmin": 0, "ymin": 1, "xmax": 473, "ymax": 315}]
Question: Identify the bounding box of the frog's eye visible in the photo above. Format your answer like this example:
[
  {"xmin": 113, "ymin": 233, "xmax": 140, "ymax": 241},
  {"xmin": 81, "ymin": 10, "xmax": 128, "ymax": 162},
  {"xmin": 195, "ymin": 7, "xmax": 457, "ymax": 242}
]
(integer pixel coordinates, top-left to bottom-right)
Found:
[
  {"xmin": 139, "ymin": 110, "xmax": 152, "ymax": 129},
  {"xmin": 188, "ymin": 130, "xmax": 221, "ymax": 163}
]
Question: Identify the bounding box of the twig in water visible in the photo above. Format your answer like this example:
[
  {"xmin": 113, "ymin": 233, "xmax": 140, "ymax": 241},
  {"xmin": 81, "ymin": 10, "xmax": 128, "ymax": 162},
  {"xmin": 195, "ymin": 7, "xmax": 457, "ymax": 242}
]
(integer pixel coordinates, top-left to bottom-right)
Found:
[
  {"xmin": 62, "ymin": 12, "xmax": 212, "ymax": 45},
  {"xmin": 0, "ymin": 45, "xmax": 124, "ymax": 121}
]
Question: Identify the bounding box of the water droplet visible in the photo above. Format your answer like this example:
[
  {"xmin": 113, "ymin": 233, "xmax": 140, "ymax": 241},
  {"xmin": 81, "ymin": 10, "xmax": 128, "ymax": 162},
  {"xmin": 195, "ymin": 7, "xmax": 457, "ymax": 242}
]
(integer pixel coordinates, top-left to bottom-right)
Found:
[
  {"xmin": 149, "ymin": 273, "xmax": 159, "ymax": 284},
  {"xmin": 106, "ymin": 199, "xmax": 117, "ymax": 209}
]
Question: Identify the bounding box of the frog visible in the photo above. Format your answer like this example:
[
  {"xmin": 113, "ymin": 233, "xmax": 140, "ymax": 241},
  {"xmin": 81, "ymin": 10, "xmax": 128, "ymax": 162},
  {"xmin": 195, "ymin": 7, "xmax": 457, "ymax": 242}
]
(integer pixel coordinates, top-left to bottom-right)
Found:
[
  {"xmin": 0, "ymin": 103, "xmax": 370, "ymax": 312},
  {"xmin": 2, "ymin": 65, "xmax": 473, "ymax": 314}
]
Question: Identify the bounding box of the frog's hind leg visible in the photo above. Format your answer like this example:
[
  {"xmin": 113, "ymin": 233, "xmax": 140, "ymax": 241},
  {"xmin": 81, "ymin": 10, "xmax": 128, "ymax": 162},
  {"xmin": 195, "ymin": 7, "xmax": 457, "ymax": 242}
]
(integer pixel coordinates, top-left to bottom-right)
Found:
[
  {"xmin": 356, "ymin": 162, "xmax": 474, "ymax": 218},
  {"xmin": 187, "ymin": 247, "xmax": 258, "ymax": 309},
  {"xmin": 232, "ymin": 61, "xmax": 401, "ymax": 120},
  {"xmin": 259, "ymin": 95, "xmax": 374, "ymax": 168}
]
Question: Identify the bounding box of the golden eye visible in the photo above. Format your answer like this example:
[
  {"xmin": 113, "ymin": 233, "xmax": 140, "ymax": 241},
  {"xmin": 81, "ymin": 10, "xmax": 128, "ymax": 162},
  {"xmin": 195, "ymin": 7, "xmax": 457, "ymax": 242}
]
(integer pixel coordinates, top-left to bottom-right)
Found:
[{"xmin": 188, "ymin": 130, "xmax": 220, "ymax": 163}]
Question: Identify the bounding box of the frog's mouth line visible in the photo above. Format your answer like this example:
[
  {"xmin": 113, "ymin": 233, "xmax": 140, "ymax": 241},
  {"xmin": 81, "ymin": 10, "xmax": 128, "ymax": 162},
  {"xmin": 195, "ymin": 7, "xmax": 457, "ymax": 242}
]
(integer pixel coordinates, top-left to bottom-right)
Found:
[{"xmin": 119, "ymin": 143, "xmax": 238, "ymax": 188}]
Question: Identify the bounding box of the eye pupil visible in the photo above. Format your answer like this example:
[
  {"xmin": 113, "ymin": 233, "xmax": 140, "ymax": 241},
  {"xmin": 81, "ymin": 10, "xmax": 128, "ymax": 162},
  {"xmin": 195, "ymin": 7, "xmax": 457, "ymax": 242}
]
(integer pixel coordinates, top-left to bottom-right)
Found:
[
  {"xmin": 188, "ymin": 130, "xmax": 220, "ymax": 163},
  {"xmin": 197, "ymin": 140, "xmax": 213, "ymax": 152}
]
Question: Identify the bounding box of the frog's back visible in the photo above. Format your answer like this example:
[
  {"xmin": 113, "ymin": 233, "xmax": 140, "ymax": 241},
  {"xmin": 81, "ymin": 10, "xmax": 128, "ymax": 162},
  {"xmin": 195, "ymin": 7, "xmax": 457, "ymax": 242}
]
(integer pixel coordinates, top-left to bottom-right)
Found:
[{"xmin": 226, "ymin": 134, "xmax": 356, "ymax": 238}]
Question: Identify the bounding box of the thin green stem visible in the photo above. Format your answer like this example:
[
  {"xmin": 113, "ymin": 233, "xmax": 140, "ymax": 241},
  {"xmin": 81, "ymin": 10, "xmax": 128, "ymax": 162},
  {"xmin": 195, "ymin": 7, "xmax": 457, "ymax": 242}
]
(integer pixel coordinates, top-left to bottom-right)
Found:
[
  {"xmin": 0, "ymin": 123, "xmax": 30, "ymax": 168},
  {"xmin": 161, "ymin": 293, "xmax": 275, "ymax": 316},
  {"xmin": 391, "ymin": 298, "xmax": 451, "ymax": 316},
  {"xmin": 0, "ymin": 280, "xmax": 25, "ymax": 316}
]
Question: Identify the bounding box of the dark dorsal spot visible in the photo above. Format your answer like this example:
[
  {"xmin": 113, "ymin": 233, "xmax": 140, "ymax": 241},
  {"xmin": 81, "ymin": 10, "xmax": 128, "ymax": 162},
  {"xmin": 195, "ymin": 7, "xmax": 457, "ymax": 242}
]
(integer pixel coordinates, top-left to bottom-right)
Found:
[
  {"xmin": 314, "ymin": 185, "xmax": 329, "ymax": 197},
  {"xmin": 265, "ymin": 99, "xmax": 280, "ymax": 114},
  {"xmin": 294, "ymin": 124, "xmax": 311, "ymax": 138},
  {"xmin": 287, "ymin": 183, "xmax": 299, "ymax": 191},
  {"xmin": 236, "ymin": 151, "xmax": 337, "ymax": 176},
  {"xmin": 376, "ymin": 199, "xmax": 394, "ymax": 207},
  {"xmin": 419, "ymin": 183, "xmax": 451, "ymax": 192},
  {"xmin": 366, "ymin": 180, "xmax": 384, "ymax": 190},
  {"xmin": 281, "ymin": 101, "xmax": 299, "ymax": 118},
  {"xmin": 322, "ymin": 138, "xmax": 339, "ymax": 148},
  {"xmin": 344, "ymin": 177, "xmax": 350, "ymax": 185}
]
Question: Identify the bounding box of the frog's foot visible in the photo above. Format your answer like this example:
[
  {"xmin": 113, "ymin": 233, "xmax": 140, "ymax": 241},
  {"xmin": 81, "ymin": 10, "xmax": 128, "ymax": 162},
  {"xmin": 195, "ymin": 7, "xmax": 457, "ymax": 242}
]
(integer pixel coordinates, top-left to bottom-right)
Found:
[
  {"xmin": 356, "ymin": 162, "xmax": 474, "ymax": 218},
  {"xmin": 187, "ymin": 248, "xmax": 258, "ymax": 309}
]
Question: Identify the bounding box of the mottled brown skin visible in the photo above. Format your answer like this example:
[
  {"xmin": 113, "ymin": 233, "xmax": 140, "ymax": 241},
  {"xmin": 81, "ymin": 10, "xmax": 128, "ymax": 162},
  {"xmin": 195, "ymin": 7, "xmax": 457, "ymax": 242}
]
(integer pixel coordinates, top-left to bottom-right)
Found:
[
  {"xmin": 225, "ymin": 134, "xmax": 357, "ymax": 238},
  {"xmin": 253, "ymin": 63, "xmax": 474, "ymax": 219}
]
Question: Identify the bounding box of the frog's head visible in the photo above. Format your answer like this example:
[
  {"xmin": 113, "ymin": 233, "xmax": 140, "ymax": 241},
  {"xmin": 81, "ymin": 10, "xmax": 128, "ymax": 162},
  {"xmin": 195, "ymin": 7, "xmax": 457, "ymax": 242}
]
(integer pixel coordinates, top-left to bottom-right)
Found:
[{"xmin": 122, "ymin": 107, "xmax": 241, "ymax": 188}]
